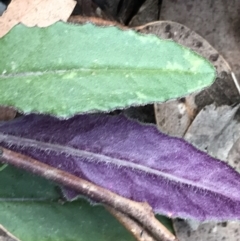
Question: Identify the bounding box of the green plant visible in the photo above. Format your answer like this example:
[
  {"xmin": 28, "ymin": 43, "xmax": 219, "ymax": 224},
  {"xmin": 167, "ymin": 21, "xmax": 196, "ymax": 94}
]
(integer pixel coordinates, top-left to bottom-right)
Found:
[{"xmin": 1, "ymin": 22, "xmax": 234, "ymax": 241}]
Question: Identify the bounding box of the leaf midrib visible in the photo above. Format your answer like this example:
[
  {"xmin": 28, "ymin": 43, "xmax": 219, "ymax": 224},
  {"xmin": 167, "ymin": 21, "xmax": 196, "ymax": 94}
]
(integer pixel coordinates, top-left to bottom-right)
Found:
[
  {"xmin": 0, "ymin": 133, "xmax": 226, "ymax": 198},
  {"xmin": 0, "ymin": 67, "xmax": 213, "ymax": 79},
  {"xmin": 0, "ymin": 198, "xmax": 55, "ymax": 202}
]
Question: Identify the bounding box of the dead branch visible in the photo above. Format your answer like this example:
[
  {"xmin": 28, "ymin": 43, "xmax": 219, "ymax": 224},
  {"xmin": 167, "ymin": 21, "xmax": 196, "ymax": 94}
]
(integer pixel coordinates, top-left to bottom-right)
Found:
[
  {"xmin": 106, "ymin": 206, "xmax": 158, "ymax": 241},
  {"xmin": 0, "ymin": 146, "xmax": 178, "ymax": 241}
]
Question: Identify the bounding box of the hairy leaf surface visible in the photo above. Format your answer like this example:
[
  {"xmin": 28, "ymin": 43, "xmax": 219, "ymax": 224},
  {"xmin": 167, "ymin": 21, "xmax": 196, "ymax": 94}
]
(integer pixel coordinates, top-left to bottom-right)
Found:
[
  {"xmin": 0, "ymin": 22, "xmax": 215, "ymax": 117},
  {"xmin": 0, "ymin": 114, "xmax": 239, "ymax": 221}
]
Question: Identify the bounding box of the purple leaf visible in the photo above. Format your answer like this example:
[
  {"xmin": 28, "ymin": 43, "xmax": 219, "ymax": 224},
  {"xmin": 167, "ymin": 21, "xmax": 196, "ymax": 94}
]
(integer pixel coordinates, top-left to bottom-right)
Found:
[{"xmin": 0, "ymin": 114, "xmax": 240, "ymax": 221}]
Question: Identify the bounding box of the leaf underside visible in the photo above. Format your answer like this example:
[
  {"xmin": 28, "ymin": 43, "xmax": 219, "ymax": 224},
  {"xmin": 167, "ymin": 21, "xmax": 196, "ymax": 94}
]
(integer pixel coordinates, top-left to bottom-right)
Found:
[
  {"xmin": 0, "ymin": 22, "xmax": 215, "ymax": 117},
  {"xmin": 0, "ymin": 114, "xmax": 240, "ymax": 221}
]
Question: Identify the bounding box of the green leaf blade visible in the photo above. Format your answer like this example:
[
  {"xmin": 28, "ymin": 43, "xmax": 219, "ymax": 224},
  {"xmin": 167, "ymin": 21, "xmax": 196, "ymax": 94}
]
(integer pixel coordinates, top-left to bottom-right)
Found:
[
  {"xmin": 0, "ymin": 22, "xmax": 216, "ymax": 117},
  {"xmin": 0, "ymin": 166, "xmax": 136, "ymax": 241},
  {"xmin": 0, "ymin": 200, "xmax": 136, "ymax": 241}
]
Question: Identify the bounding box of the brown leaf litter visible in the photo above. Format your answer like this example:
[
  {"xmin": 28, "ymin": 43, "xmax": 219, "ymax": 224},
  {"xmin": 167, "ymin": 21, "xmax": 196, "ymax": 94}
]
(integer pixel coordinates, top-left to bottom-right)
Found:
[{"xmin": 0, "ymin": 0, "xmax": 76, "ymax": 38}]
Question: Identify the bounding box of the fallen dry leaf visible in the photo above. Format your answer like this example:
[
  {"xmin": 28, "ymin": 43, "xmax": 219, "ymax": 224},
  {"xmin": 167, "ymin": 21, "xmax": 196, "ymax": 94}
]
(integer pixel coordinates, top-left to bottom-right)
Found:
[
  {"xmin": 174, "ymin": 219, "xmax": 240, "ymax": 241},
  {"xmin": 0, "ymin": 106, "xmax": 16, "ymax": 121},
  {"xmin": 136, "ymin": 21, "xmax": 240, "ymax": 137},
  {"xmin": 174, "ymin": 104, "xmax": 240, "ymax": 240},
  {"xmin": 228, "ymin": 138, "xmax": 240, "ymax": 172},
  {"xmin": 184, "ymin": 104, "xmax": 240, "ymax": 162},
  {"xmin": 0, "ymin": 0, "xmax": 76, "ymax": 38},
  {"xmin": 137, "ymin": 19, "xmax": 240, "ymax": 240},
  {"xmin": 160, "ymin": 0, "xmax": 240, "ymax": 92}
]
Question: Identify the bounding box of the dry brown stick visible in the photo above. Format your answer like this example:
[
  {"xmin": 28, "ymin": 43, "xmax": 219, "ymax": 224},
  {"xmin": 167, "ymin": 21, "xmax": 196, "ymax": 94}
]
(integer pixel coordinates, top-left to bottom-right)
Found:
[
  {"xmin": 68, "ymin": 15, "xmax": 127, "ymax": 29},
  {"xmin": 0, "ymin": 146, "xmax": 177, "ymax": 241},
  {"xmin": 106, "ymin": 206, "xmax": 158, "ymax": 241}
]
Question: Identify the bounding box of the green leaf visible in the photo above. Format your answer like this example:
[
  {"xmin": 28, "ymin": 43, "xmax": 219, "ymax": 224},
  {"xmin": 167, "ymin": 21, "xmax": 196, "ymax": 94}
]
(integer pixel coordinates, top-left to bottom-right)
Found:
[
  {"xmin": 0, "ymin": 165, "xmax": 174, "ymax": 240},
  {"xmin": 0, "ymin": 22, "xmax": 215, "ymax": 117},
  {"xmin": 0, "ymin": 166, "xmax": 136, "ymax": 241}
]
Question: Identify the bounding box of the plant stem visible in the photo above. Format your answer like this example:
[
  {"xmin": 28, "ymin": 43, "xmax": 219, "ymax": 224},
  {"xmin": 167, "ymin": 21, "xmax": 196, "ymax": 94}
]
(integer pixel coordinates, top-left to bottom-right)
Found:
[
  {"xmin": 106, "ymin": 206, "xmax": 158, "ymax": 241},
  {"xmin": 0, "ymin": 146, "xmax": 178, "ymax": 241}
]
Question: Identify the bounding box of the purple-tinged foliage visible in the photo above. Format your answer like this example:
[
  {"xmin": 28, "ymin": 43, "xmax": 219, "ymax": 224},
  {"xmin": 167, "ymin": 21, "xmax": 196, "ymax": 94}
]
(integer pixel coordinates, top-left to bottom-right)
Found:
[{"xmin": 0, "ymin": 114, "xmax": 240, "ymax": 221}]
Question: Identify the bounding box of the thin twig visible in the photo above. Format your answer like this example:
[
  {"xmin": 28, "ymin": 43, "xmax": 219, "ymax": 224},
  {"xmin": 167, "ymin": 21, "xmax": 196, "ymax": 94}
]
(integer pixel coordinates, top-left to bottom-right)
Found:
[
  {"xmin": 231, "ymin": 72, "xmax": 240, "ymax": 95},
  {"xmin": 106, "ymin": 206, "xmax": 158, "ymax": 241},
  {"xmin": 0, "ymin": 146, "xmax": 177, "ymax": 241},
  {"xmin": 0, "ymin": 225, "xmax": 21, "ymax": 241}
]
